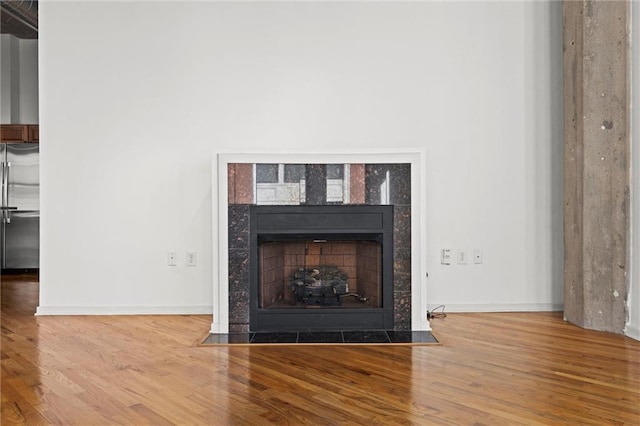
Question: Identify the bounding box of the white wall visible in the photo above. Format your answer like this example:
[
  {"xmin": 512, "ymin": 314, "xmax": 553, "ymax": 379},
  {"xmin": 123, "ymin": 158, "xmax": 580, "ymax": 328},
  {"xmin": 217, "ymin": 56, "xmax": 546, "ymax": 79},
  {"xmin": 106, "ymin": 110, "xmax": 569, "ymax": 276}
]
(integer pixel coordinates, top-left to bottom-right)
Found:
[
  {"xmin": 428, "ymin": 0, "xmax": 564, "ymax": 312},
  {"xmin": 37, "ymin": 1, "xmax": 563, "ymax": 315},
  {"xmin": 1, "ymin": 34, "xmax": 19, "ymax": 123},
  {"xmin": 19, "ymin": 39, "xmax": 38, "ymax": 124},
  {"xmin": 628, "ymin": 0, "xmax": 640, "ymax": 341},
  {"xmin": 0, "ymin": 34, "xmax": 38, "ymax": 124}
]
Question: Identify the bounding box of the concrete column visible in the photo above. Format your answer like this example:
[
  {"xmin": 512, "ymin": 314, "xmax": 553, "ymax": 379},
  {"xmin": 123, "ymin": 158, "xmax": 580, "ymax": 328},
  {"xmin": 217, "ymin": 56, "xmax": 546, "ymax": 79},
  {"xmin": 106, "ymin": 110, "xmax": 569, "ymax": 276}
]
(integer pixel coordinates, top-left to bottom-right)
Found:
[{"xmin": 563, "ymin": 1, "xmax": 630, "ymax": 333}]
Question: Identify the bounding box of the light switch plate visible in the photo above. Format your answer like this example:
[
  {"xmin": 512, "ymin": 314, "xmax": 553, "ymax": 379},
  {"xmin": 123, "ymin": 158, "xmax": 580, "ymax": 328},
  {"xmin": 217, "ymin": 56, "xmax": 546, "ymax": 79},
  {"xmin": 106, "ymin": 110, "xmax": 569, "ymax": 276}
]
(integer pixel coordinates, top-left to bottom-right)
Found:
[{"xmin": 441, "ymin": 248, "xmax": 452, "ymax": 265}]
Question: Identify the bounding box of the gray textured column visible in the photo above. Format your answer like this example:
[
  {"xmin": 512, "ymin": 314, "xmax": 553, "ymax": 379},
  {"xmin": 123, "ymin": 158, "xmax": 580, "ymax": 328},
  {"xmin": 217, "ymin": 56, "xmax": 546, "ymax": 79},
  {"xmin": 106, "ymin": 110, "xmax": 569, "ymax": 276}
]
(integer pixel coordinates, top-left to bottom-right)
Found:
[{"xmin": 563, "ymin": 1, "xmax": 630, "ymax": 333}]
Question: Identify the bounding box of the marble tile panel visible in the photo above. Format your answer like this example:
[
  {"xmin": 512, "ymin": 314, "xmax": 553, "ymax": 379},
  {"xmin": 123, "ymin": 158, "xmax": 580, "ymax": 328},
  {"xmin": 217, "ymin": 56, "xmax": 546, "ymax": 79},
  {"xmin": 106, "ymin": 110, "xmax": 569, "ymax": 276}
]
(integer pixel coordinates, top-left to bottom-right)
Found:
[
  {"xmin": 393, "ymin": 248, "xmax": 411, "ymax": 293},
  {"xmin": 228, "ymin": 205, "xmax": 250, "ymax": 250},
  {"xmin": 389, "ymin": 163, "xmax": 411, "ymax": 205},
  {"xmin": 228, "ymin": 249, "xmax": 249, "ymax": 294},
  {"xmin": 394, "ymin": 205, "xmax": 411, "ymax": 250},
  {"xmin": 228, "ymin": 290, "xmax": 250, "ymax": 324},
  {"xmin": 394, "ymin": 290, "xmax": 411, "ymax": 330},
  {"xmin": 365, "ymin": 164, "xmax": 387, "ymax": 205},
  {"xmin": 365, "ymin": 164, "xmax": 411, "ymax": 205},
  {"xmin": 229, "ymin": 323, "xmax": 250, "ymax": 333},
  {"xmin": 305, "ymin": 164, "xmax": 326, "ymax": 205}
]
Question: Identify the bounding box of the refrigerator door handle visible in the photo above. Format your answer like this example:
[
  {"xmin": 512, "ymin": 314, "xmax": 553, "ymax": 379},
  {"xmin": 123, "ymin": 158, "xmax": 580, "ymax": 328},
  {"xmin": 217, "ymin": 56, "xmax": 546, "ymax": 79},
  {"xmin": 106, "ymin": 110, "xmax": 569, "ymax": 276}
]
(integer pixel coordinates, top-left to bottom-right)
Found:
[
  {"xmin": 2, "ymin": 161, "xmax": 8, "ymax": 211},
  {"xmin": 4, "ymin": 161, "xmax": 9, "ymax": 209},
  {"xmin": 2, "ymin": 159, "xmax": 16, "ymax": 224}
]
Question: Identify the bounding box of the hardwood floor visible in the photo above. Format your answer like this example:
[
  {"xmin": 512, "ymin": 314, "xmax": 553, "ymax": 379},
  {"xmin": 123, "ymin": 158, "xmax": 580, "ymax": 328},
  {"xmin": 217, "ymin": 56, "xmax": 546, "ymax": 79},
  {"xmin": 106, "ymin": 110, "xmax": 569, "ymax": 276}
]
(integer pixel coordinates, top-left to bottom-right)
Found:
[{"xmin": 2, "ymin": 274, "xmax": 639, "ymax": 425}]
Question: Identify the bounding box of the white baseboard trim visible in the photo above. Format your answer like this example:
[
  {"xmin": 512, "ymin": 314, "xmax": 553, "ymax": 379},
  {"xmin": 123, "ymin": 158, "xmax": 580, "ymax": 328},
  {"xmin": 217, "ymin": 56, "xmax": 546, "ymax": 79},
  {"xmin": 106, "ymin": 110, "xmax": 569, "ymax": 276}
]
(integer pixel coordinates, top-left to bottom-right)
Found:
[
  {"xmin": 35, "ymin": 305, "xmax": 213, "ymax": 316},
  {"xmin": 624, "ymin": 325, "xmax": 640, "ymax": 341},
  {"xmin": 426, "ymin": 303, "xmax": 563, "ymax": 313}
]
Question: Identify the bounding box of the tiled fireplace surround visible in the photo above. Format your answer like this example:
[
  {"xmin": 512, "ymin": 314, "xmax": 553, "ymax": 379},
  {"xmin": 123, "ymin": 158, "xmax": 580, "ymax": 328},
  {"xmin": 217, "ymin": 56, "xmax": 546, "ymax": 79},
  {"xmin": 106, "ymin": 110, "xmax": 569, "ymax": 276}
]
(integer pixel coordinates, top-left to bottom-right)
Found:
[{"xmin": 212, "ymin": 152, "xmax": 429, "ymax": 334}]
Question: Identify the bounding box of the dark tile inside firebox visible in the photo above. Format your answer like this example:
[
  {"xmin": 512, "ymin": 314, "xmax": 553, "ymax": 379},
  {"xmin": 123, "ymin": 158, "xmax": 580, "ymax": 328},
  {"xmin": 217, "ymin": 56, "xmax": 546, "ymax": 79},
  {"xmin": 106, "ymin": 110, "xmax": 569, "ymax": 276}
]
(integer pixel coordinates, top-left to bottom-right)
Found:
[
  {"xmin": 342, "ymin": 330, "xmax": 391, "ymax": 343},
  {"xmin": 251, "ymin": 332, "xmax": 299, "ymax": 344},
  {"xmin": 298, "ymin": 331, "xmax": 344, "ymax": 343}
]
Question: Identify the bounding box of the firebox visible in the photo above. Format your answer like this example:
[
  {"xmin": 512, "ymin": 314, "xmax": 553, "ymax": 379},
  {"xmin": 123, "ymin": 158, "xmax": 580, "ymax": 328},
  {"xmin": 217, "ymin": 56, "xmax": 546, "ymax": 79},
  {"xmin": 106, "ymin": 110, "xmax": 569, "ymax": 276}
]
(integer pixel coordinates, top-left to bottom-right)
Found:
[{"xmin": 250, "ymin": 205, "xmax": 394, "ymax": 332}]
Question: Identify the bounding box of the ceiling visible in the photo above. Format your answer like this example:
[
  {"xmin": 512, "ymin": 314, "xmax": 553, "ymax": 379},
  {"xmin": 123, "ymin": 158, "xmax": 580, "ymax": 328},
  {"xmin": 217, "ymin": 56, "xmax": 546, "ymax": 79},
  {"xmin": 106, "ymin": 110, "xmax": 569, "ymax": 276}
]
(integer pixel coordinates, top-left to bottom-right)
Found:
[{"xmin": 1, "ymin": 1, "xmax": 38, "ymax": 40}]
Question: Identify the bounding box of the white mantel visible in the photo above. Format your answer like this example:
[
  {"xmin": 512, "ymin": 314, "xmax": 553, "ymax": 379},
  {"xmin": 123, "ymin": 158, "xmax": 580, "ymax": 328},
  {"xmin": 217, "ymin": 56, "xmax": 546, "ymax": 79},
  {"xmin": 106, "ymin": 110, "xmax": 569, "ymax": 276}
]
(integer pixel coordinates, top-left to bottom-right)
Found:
[{"xmin": 211, "ymin": 149, "xmax": 429, "ymax": 333}]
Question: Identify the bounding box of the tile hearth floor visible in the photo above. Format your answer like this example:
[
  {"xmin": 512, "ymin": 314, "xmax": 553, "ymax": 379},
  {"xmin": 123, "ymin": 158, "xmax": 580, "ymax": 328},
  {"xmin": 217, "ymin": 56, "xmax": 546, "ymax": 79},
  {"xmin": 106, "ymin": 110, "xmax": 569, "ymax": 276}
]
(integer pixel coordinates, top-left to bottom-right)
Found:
[{"xmin": 202, "ymin": 330, "xmax": 438, "ymax": 345}]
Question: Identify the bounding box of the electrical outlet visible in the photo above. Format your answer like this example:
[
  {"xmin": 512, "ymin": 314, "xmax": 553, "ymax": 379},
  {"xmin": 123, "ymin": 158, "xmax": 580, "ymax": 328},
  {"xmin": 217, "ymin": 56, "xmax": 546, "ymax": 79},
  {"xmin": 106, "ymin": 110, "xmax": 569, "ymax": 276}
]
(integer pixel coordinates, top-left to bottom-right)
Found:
[
  {"xmin": 473, "ymin": 249, "xmax": 483, "ymax": 264},
  {"xmin": 167, "ymin": 251, "xmax": 177, "ymax": 266},
  {"xmin": 457, "ymin": 249, "xmax": 469, "ymax": 265},
  {"xmin": 186, "ymin": 251, "xmax": 197, "ymax": 267}
]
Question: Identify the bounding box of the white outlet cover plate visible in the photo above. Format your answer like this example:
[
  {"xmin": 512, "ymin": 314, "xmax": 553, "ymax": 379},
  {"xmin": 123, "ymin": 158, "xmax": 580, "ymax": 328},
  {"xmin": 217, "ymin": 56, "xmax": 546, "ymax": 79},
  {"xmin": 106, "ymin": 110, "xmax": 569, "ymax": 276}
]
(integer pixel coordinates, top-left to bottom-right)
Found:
[
  {"xmin": 186, "ymin": 251, "xmax": 197, "ymax": 266},
  {"xmin": 167, "ymin": 251, "xmax": 177, "ymax": 266},
  {"xmin": 457, "ymin": 250, "xmax": 468, "ymax": 264}
]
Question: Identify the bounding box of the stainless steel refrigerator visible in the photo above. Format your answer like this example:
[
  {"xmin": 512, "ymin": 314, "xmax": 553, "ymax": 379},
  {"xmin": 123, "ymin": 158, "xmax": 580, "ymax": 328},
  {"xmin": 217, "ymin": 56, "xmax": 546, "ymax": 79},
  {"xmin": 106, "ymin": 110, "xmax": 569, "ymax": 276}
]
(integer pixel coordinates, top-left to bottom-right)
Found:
[{"xmin": 1, "ymin": 143, "xmax": 39, "ymax": 270}]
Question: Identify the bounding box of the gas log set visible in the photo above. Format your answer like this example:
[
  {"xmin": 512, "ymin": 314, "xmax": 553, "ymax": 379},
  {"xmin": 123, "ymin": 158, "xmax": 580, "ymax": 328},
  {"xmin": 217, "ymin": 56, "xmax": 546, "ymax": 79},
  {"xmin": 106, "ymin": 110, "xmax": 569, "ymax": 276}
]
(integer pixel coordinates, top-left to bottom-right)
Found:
[{"xmin": 289, "ymin": 266, "xmax": 368, "ymax": 306}]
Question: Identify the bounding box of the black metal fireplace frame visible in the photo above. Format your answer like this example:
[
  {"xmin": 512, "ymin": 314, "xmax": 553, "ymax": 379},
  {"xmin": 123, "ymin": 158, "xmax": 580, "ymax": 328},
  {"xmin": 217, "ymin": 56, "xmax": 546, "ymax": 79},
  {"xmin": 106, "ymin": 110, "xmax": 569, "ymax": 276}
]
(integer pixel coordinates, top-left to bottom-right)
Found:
[{"xmin": 249, "ymin": 205, "xmax": 394, "ymax": 332}]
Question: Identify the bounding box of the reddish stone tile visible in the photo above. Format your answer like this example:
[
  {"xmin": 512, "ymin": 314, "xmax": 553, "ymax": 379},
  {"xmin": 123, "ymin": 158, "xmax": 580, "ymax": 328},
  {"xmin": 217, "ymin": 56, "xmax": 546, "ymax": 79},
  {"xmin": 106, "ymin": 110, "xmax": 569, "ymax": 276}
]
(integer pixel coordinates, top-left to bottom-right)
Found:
[
  {"xmin": 350, "ymin": 164, "xmax": 366, "ymax": 204},
  {"xmin": 235, "ymin": 163, "xmax": 254, "ymax": 204}
]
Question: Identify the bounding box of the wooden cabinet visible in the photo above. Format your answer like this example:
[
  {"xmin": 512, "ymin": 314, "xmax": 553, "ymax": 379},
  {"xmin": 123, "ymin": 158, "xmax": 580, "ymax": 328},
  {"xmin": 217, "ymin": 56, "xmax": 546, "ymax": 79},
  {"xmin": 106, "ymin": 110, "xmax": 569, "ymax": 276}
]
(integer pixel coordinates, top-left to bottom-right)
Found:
[
  {"xmin": 0, "ymin": 124, "xmax": 39, "ymax": 142},
  {"xmin": 1, "ymin": 125, "xmax": 28, "ymax": 142},
  {"xmin": 28, "ymin": 125, "xmax": 39, "ymax": 142}
]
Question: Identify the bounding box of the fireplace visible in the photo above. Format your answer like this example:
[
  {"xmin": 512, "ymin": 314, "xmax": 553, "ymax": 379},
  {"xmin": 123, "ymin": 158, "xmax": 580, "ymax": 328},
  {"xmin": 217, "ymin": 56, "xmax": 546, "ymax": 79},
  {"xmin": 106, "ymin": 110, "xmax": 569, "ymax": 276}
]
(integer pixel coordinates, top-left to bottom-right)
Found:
[
  {"xmin": 250, "ymin": 205, "xmax": 394, "ymax": 331},
  {"xmin": 216, "ymin": 155, "xmax": 430, "ymax": 336}
]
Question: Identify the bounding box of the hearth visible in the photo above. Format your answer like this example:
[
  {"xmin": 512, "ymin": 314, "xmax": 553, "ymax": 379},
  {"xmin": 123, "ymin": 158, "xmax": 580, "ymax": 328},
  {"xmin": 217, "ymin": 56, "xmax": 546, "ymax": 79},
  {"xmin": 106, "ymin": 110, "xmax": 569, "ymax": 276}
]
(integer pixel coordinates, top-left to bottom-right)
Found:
[{"xmin": 250, "ymin": 205, "xmax": 394, "ymax": 332}]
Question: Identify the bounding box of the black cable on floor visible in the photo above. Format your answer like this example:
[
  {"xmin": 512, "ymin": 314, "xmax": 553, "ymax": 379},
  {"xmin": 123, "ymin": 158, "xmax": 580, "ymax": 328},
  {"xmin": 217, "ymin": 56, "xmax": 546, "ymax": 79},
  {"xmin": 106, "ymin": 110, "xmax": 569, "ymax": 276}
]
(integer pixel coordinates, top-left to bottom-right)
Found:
[{"xmin": 427, "ymin": 305, "xmax": 446, "ymax": 319}]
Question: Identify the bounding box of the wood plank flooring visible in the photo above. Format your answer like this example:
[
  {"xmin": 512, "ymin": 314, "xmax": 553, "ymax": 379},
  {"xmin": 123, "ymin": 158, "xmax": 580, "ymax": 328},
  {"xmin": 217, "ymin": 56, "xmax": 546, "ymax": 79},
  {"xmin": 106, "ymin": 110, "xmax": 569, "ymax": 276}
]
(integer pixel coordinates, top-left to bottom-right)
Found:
[{"xmin": 2, "ymin": 274, "xmax": 639, "ymax": 425}]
